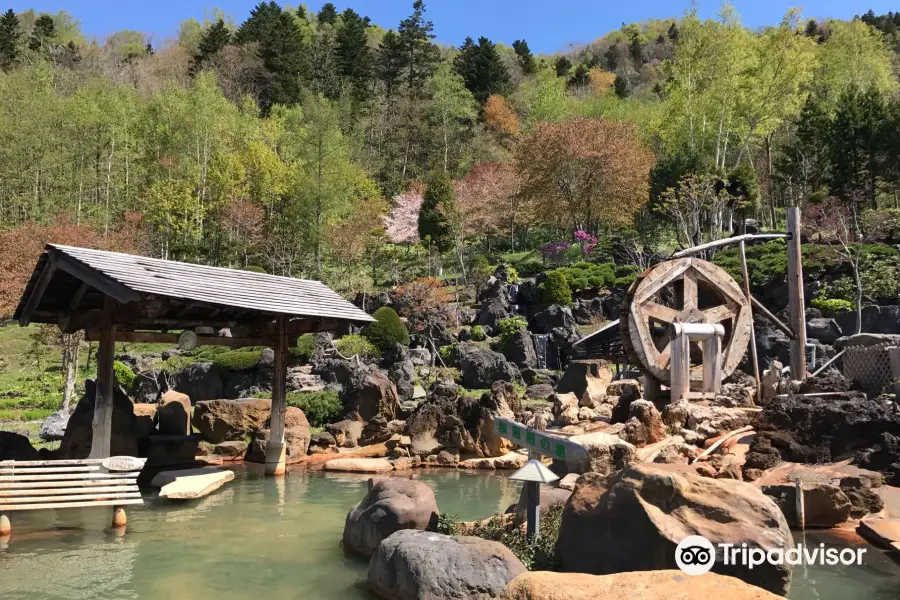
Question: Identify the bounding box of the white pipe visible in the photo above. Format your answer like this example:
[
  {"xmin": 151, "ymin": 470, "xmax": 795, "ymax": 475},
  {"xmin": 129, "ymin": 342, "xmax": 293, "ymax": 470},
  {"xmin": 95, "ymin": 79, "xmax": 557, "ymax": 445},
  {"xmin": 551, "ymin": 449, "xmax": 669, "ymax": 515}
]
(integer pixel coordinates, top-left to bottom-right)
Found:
[{"xmin": 671, "ymin": 233, "xmax": 788, "ymax": 258}]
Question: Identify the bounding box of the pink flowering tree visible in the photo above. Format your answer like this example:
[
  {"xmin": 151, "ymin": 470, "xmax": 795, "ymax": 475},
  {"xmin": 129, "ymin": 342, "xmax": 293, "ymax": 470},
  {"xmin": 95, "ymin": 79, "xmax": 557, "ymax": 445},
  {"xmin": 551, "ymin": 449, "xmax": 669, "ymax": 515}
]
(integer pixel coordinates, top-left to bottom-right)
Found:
[
  {"xmin": 574, "ymin": 229, "xmax": 597, "ymax": 257},
  {"xmin": 383, "ymin": 190, "xmax": 424, "ymax": 245}
]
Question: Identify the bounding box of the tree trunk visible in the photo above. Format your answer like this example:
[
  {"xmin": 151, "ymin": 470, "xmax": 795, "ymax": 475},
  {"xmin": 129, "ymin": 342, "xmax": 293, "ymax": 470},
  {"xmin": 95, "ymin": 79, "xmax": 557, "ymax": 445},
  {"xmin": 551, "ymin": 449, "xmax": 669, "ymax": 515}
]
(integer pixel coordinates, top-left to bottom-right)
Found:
[
  {"xmin": 61, "ymin": 334, "xmax": 79, "ymax": 413},
  {"xmin": 852, "ymin": 257, "xmax": 863, "ymax": 335}
]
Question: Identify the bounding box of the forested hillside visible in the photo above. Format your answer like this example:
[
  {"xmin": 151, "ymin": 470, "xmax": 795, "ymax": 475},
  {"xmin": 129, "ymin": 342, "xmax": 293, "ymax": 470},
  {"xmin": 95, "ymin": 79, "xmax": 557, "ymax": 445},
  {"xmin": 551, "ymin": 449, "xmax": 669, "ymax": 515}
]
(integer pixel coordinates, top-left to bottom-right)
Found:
[{"xmin": 1, "ymin": 1, "xmax": 900, "ymax": 313}]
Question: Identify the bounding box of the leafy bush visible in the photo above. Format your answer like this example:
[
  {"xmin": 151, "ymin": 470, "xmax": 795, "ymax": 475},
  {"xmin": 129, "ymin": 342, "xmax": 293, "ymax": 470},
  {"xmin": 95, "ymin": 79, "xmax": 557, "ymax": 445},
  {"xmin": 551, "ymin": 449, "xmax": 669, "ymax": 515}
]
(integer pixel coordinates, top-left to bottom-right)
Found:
[
  {"xmin": 292, "ymin": 334, "xmax": 316, "ymax": 362},
  {"xmin": 541, "ymin": 270, "xmax": 572, "ymax": 305},
  {"xmin": 497, "ymin": 316, "xmax": 528, "ymax": 343},
  {"xmin": 506, "ymin": 266, "xmax": 520, "ymax": 283},
  {"xmin": 554, "ymin": 262, "xmax": 617, "ymax": 293},
  {"xmin": 113, "ymin": 360, "xmax": 136, "ymax": 389},
  {"xmin": 499, "ymin": 503, "xmax": 564, "ymax": 570},
  {"xmin": 257, "ymin": 389, "xmax": 343, "ymax": 427},
  {"xmin": 613, "ymin": 264, "xmax": 641, "ymax": 289},
  {"xmin": 186, "ymin": 346, "xmax": 229, "ymax": 361},
  {"xmin": 811, "ymin": 297, "xmax": 854, "ymax": 316},
  {"xmin": 242, "ymin": 265, "xmax": 266, "ymax": 273},
  {"xmin": 433, "ymin": 513, "xmax": 462, "ymax": 535},
  {"xmin": 504, "ymin": 250, "xmax": 544, "ymax": 278},
  {"xmin": 363, "ymin": 306, "xmax": 410, "ymax": 352},
  {"xmin": 470, "ymin": 255, "xmax": 493, "ymax": 281},
  {"xmin": 334, "ymin": 334, "xmax": 380, "ymax": 361},
  {"xmin": 212, "ymin": 348, "xmax": 262, "ymax": 371},
  {"xmin": 470, "ymin": 325, "xmax": 486, "ymax": 341},
  {"xmin": 438, "ymin": 343, "xmax": 457, "ymax": 365}
]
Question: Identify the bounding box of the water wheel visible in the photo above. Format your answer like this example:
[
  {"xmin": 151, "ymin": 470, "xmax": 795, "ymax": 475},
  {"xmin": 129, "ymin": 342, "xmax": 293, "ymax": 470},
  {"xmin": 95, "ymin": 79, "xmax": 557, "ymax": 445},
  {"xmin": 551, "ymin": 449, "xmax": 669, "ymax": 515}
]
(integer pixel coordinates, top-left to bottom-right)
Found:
[{"xmin": 620, "ymin": 257, "xmax": 751, "ymax": 384}]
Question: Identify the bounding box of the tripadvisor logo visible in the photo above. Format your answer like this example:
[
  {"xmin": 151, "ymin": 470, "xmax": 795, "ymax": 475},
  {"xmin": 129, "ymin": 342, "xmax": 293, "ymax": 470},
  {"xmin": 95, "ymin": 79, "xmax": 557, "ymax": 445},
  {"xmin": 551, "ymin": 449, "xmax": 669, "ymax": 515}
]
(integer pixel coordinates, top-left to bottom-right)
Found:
[{"xmin": 675, "ymin": 535, "xmax": 867, "ymax": 576}]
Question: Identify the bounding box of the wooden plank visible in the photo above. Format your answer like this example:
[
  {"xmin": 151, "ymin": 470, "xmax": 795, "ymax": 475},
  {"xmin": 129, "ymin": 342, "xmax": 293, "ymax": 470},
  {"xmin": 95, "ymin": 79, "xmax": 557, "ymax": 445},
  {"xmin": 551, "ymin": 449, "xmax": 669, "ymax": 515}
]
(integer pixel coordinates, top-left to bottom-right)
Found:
[
  {"xmin": 0, "ymin": 486, "xmax": 139, "ymax": 497},
  {"xmin": 682, "ymin": 269, "xmax": 698, "ymax": 309},
  {"xmin": 89, "ymin": 296, "xmax": 116, "ymax": 460},
  {"xmin": 643, "ymin": 302, "xmax": 679, "ymax": 323},
  {"xmin": 750, "ymin": 296, "xmax": 794, "ymax": 338},
  {"xmin": 0, "ymin": 480, "xmax": 136, "ymax": 491},
  {"xmin": 0, "ymin": 466, "xmax": 100, "ymax": 474},
  {"xmin": 494, "ymin": 417, "xmax": 588, "ymax": 461},
  {"xmin": 0, "ymin": 459, "xmax": 105, "ymax": 466},
  {"xmin": 0, "ymin": 473, "xmax": 137, "ymax": 483},
  {"xmin": 54, "ymin": 251, "xmax": 141, "ymax": 305},
  {"xmin": 85, "ymin": 330, "xmax": 273, "ymax": 348},
  {"xmin": 1, "ymin": 491, "xmax": 142, "ymax": 504},
  {"xmin": 702, "ymin": 304, "xmax": 737, "ymax": 323},
  {"xmin": 18, "ymin": 254, "xmax": 57, "ymax": 327},
  {"xmin": 785, "ymin": 208, "xmax": 807, "ymax": 380},
  {"xmin": 266, "ymin": 314, "xmax": 288, "ymax": 476},
  {"xmin": 1, "ymin": 498, "xmax": 143, "ymax": 512},
  {"xmin": 740, "ymin": 241, "xmax": 761, "ymax": 403},
  {"xmin": 671, "ymin": 233, "xmax": 788, "ymax": 258},
  {"xmin": 68, "ymin": 281, "xmax": 88, "ymax": 312}
]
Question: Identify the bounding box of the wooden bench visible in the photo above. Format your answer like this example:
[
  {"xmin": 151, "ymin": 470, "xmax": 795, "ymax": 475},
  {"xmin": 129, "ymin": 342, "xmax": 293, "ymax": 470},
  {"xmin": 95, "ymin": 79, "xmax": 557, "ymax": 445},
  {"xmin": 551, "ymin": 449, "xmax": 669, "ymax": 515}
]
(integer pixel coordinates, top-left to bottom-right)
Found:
[{"xmin": 0, "ymin": 457, "xmax": 145, "ymax": 537}]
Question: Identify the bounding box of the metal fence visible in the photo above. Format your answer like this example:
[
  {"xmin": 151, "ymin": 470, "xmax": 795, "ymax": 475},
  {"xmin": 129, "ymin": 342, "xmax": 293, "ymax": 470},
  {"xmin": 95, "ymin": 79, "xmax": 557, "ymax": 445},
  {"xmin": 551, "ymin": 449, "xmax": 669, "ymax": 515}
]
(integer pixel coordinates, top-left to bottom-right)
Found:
[{"xmin": 842, "ymin": 343, "xmax": 896, "ymax": 397}]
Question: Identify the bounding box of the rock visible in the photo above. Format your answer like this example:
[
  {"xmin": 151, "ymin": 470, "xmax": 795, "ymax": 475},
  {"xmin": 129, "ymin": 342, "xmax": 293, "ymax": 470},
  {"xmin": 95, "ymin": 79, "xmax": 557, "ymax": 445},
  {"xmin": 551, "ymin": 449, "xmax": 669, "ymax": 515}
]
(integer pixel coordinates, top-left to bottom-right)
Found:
[
  {"xmin": 39, "ymin": 409, "xmax": 70, "ymax": 441},
  {"xmin": 153, "ymin": 467, "xmax": 235, "ymax": 499},
  {"xmin": 58, "ymin": 380, "xmax": 140, "ymax": 459},
  {"xmin": 571, "ymin": 297, "xmax": 606, "ymax": 325},
  {"xmin": 314, "ymin": 359, "xmax": 401, "ymax": 421},
  {"xmin": 531, "ymin": 305, "xmax": 577, "ymax": 334},
  {"xmin": 525, "ymin": 383, "xmax": 554, "ymax": 399},
  {"xmin": 132, "ymin": 403, "xmax": 158, "ymax": 440},
  {"xmin": 500, "ymin": 570, "xmax": 782, "ymax": 600},
  {"xmin": 408, "ymin": 348, "xmax": 432, "ymax": 366},
  {"xmin": 662, "ymin": 399, "xmax": 690, "ymax": 428},
  {"xmin": 324, "ymin": 457, "xmax": 395, "ymax": 473},
  {"xmin": 308, "ymin": 431, "xmax": 337, "ymax": 454},
  {"xmin": 502, "ymin": 329, "xmax": 537, "ymax": 369},
  {"xmin": 457, "ymin": 342, "xmax": 521, "ymax": 388},
  {"xmin": 555, "ymin": 360, "xmax": 613, "ymax": 408},
  {"xmin": 458, "ymin": 452, "xmax": 528, "ymax": 470},
  {"xmin": 833, "ymin": 332, "xmax": 900, "ymax": 351},
  {"xmin": 389, "ymin": 358, "xmax": 416, "ymax": 402},
  {"xmin": 246, "ymin": 424, "xmax": 311, "ymax": 464},
  {"xmin": 144, "ymin": 434, "xmax": 200, "ymax": 467},
  {"xmin": 558, "ymin": 473, "xmax": 580, "ymax": 491},
  {"xmin": 367, "ymin": 530, "xmax": 526, "ymax": 600},
  {"xmin": 360, "ymin": 414, "xmax": 393, "ymax": 446},
  {"xmin": 555, "ymin": 464, "xmax": 793, "ymax": 596},
  {"xmin": 437, "ymin": 448, "xmax": 461, "ymax": 466},
  {"xmin": 546, "ymin": 325, "xmax": 581, "ymax": 370},
  {"xmin": 325, "ymin": 419, "xmax": 364, "ymax": 448},
  {"xmin": 0, "ymin": 431, "xmax": 40, "ymax": 461},
  {"xmin": 807, "ymin": 318, "xmax": 842, "ymax": 345},
  {"xmin": 685, "ymin": 405, "xmax": 752, "ymax": 439},
  {"xmin": 343, "ymin": 477, "xmax": 440, "ymax": 556},
  {"xmin": 568, "ymin": 432, "xmax": 636, "ymax": 476},
  {"xmin": 175, "ymin": 362, "xmax": 224, "ymax": 403},
  {"xmin": 710, "ymin": 453, "xmax": 743, "ymax": 480},
  {"xmin": 756, "ymin": 326, "xmax": 792, "ymax": 366},
  {"xmin": 835, "ymin": 306, "xmax": 900, "ymax": 336},
  {"xmin": 513, "ymin": 486, "xmax": 571, "ymax": 527},
  {"xmin": 158, "ymin": 390, "xmax": 192, "ymax": 436},
  {"xmin": 551, "ymin": 392, "xmax": 581, "ymax": 426},
  {"xmin": 620, "ymin": 400, "xmax": 666, "ymax": 447},
  {"xmin": 653, "ymin": 441, "xmax": 698, "ymax": 464},
  {"xmin": 478, "ymin": 298, "xmax": 511, "ymax": 330},
  {"xmin": 762, "ymin": 483, "xmax": 852, "ymax": 527},
  {"xmin": 191, "ymin": 398, "xmax": 272, "ymax": 444},
  {"xmin": 212, "ymin": 440, "xmax": 248, "ymax": 459}
]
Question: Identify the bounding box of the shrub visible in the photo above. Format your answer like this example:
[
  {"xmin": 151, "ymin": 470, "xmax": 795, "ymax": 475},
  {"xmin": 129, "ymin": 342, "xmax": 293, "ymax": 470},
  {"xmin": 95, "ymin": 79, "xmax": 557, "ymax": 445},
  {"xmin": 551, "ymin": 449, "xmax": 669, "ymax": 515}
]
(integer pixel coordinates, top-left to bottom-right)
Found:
[
  {"xmin": 438, "ymin": 343, "xmax": 457, "ymax": 365},
  {"xmin": 470, "ymin": 255, "xmax": 493, "ymax": 281},
  {"xmin": 506, "ymin": 266, "xmax": 520, "ymax": 283},
  {"xmin": 292, "ymin": 334, "xmax": 316, "ymax": 362},
  {"xmin": 470, "ymin": 325, "xmax": 486, "ymax": 341},
  {"xmin": 433, "ymin": 513, "xmax": 462, "ymax": 535},
  {"xmin": 187, "ymin": 346, "xmax": 229, "ymax": 361},
  {"xmin": 242, "ymin": 265, "xmax": 266, "ymax": 273},
  {"xmin": 334, "ymin": 334, "xmax": 380, "ymax": 361},
  {"xmin": 287, "ymin": 390, "xmax": 342, "ymax": 427},
  {"xmin": 499, "ymin": 503, "xmax": 564, "ymax": 570},
  {"xmin": 497, "ymin": 316, "xmax": 528, "ymax": 343},
  {"xmin": 363, "ymin": 307, "xmax": 410, "ymax": 352},
  {"xmin": 811, "ymin": 297, "xmax": 854, "ymax": 316},
  {"xmin": 541, "ymin": 270, "xmax": 572, "ymax": 305},
  {"xmin": 113, "ymin": 360, "xmax": 136, "ymax": 389},
  {"xmin": 212, "ymin": 348, "xmax": 262, "ymax": 371}
]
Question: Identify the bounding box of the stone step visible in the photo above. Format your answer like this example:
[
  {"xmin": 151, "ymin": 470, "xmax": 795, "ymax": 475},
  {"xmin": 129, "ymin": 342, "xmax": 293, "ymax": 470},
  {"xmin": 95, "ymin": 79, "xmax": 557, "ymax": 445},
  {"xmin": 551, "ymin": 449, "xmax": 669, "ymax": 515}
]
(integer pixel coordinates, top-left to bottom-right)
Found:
[
  {"xmin": 151, "ymin": 467, "xmax": 235, "ymax": 500},
  {"xmin": 858, "ymin": 518, "xmax": 900, "ymax": 548}
]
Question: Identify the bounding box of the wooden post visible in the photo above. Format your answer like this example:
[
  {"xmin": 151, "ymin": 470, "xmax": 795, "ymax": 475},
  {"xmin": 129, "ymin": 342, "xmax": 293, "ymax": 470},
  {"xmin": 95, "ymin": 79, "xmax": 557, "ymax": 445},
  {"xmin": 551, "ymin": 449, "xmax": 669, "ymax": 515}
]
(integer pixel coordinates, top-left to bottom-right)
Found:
[
  {"xmin": 786, "ymin": 208, "xmax": 807, "ymax": 381},
  {"xmin": 670, "ymin": 332, "xmax": 690, "ymax": 403},
  {"xmin": 795, "ymin": 480, "xmax": 805, "ymax": 530},
  {"xmin": 111, "ymin": 506, "xmax": 127, "ymax": 529},
  {"xmin": 525, "ymin": 481, "xmax": 540, "ymax": 540},
  {"xmin": 739, "ymin": 241, "xmax": 761, "ymax": 402},
  {"xmin": 889, "ymin": 347, "xmax": 900, "ymax": 398},
  {"xmin": 702, "ymin": 334, "xmax": 723, "ymax": 393},
  {"xmin": 265, "ymin": 315, "xmax": 288, "ymax": 476},
  {"xmin": 89, "ymin": 296, "xmax": 117, "ymax": 459}
]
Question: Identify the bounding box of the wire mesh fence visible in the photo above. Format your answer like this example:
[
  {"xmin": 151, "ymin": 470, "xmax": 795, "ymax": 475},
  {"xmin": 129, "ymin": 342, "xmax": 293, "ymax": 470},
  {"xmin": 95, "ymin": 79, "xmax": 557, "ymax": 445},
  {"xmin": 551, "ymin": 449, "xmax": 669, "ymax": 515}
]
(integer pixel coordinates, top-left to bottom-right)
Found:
[{"xmin": 842, "ymin": 343, "xmax": 897, "ymax": 397}]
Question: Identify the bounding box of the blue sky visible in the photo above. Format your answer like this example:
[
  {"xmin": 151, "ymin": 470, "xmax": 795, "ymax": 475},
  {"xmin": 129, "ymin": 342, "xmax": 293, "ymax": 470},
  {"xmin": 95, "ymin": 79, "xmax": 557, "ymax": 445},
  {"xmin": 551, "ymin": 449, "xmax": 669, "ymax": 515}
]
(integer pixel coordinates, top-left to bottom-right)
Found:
[{"xmin": 9, "ymin": 1, "xmax": 899, "ymax": 53}]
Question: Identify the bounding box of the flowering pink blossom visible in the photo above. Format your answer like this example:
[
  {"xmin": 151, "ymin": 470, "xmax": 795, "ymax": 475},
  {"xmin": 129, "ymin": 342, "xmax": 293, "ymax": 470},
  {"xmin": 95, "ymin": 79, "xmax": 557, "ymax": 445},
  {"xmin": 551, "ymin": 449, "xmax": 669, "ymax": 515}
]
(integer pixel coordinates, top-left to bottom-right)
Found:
[{"xmin": 384, "ymin": 191, "xmax": 423, "ymax": 244}]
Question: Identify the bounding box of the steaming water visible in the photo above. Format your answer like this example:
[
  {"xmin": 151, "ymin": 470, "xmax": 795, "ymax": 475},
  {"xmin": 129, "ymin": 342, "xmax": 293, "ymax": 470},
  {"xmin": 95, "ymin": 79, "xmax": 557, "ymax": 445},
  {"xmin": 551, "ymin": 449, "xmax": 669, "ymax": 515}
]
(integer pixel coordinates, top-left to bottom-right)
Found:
[{"xmin": 1, "ymin": 466, "xmax": 897, "ymax": 600}]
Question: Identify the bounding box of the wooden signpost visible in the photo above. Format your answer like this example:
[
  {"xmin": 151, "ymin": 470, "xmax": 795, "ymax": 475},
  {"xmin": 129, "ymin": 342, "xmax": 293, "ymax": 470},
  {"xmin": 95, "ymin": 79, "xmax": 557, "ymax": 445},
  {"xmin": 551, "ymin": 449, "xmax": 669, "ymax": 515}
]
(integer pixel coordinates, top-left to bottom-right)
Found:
[{"xmin": 493, "ymin": 417, "xmax": 588, "ymax": 462}]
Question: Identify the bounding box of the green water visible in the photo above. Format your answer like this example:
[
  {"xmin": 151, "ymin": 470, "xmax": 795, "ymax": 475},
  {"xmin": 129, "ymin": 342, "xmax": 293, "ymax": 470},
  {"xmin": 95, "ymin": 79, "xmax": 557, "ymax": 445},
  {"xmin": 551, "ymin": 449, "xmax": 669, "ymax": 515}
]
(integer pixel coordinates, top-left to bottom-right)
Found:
[{"xmin": 1, "ymin": 465, "xmax": 898, "ymax": 600}]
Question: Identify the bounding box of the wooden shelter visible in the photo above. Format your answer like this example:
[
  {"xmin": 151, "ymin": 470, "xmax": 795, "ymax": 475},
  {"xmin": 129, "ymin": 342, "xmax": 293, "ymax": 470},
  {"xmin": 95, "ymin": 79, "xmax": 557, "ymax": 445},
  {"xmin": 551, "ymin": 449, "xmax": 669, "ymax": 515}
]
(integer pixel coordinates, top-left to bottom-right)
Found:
[{"xmin": 13, "ymin": 244, "xmax": 374, "ymax": 476}]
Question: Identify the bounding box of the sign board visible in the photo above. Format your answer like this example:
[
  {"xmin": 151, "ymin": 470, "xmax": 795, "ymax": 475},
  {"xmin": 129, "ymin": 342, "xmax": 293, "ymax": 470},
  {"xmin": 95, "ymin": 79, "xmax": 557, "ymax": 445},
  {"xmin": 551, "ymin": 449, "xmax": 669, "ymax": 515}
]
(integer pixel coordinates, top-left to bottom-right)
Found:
[
  {"xmin": 494, "ymin": 417, "xmax": 588, "ymax": 462},
  {"xmin": 102, "ymin": 456, "xmax": 146, "ymax": 472}
]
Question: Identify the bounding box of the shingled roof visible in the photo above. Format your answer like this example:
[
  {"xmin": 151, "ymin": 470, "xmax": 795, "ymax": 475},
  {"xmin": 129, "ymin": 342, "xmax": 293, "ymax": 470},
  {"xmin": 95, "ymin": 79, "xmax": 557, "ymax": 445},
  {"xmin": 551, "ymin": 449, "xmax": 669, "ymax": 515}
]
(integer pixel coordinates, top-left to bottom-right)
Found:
[{"xmin": 14, "ymin": 244, "xmax": 374, "ymax": 330}]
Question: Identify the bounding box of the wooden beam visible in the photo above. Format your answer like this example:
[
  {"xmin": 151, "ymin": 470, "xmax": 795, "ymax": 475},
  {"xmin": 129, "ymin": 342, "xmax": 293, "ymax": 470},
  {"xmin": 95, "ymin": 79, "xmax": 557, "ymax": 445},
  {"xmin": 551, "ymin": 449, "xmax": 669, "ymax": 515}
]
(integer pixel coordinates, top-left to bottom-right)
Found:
[
  {"xmin": 750, "ymin": 296, "xmax": 794, "ymax": 338},
  {"xmin": 739, "ymin": 241, "xmax": 761, "ymax": 403},
  {"xmin": 785, "ymin": 208, "xmax": 807, "ymax": 380},
  {"xmin": 68, "ymin": 282, "xmax": 88, "ymax": 312},
  {"xmin": 265, "ymin": 314, "xmax": 288, "ymax": 477},
  {"xmin": 88, "ymin": 296, "xmax": 116, "ymax": 460},
  {"xmin": 84, "ymin": 330, "xmax": 274, "ymax": 348},
  {"xmin": 671, "ymin": 233, "xmax": 789, "ymax": 258},
  {"xmin": 18, "ymin": 255, "xmax": 57, "ymax": 327},
  {"xmin": 54, "ymin": 251, "xmax": 140, "ymax": 305}
]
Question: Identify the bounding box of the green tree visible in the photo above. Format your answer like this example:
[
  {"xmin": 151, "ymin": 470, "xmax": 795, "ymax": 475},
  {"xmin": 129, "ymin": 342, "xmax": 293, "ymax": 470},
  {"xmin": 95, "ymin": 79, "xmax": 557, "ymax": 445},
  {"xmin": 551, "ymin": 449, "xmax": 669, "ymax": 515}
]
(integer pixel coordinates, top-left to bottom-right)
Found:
[
  {"xmin": 364, "ymin": 306, "xmax": 410, "ymax": 351},
  {"xmin": 192, "ymin": 18, "xmax": 231, "ymax": 73},
  {"xmin": 335, "ymin": 8, "xmax": 373, "ymax": 103},
  {"xmin": 397, "ymin": 0, "xmax": 440, "ymax": 92},
  {"xmin": 554, "ymin": 56, "xmax": 572, "ymax": 77},
  {"xmin": 828, "ymin": 86, "xmax": 887, "ymax": 208},
  {"xmin": 28, "ymin": 14, "xmax": 55, "ymax": 54},
  {"xmin": 418, "ymin": 170, "xmax": 456, "ymax": 254},
  {"xmin": 376, "ymin": 29, "xmax": 404, "ymax": 97},
  {"xmin": 453, "ymin": 36, "xmax": 510, "ymax": 104},
  {"xmin": 512, "ymin": 39, "xmax": 536, "ymax": 74},
  {"xmin": 0, "ymin": 9, "xmax": 21, "ymax": 71},
  {"xmin": 317, "ymin": 3, "xmax": 338, "ymax": 26},
  {"xmin": 426, "ymin": 63, "xmax": 477, "ymax": 173}
]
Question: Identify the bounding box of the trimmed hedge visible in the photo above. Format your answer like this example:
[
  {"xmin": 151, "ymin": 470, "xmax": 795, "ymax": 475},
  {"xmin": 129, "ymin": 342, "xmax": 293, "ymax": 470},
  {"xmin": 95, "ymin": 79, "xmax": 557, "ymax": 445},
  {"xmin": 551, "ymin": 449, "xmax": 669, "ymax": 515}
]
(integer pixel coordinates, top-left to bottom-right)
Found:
[
  {"xmin": 363, "ymin": 306, "xmax": 410, "ymax": 352},
  {"xmin": 257, "ymin": 389, "xmax": 343, "ymax": 428},
  {"xmin": 113, "ymin": 360, "xmax": 136, "ymax": 389},
  {"xmin": 334, "ymin": 334, "xmax": 380, "ymax": 361},
  {"xmin": 497, "ymin": 316, "xmax": 528, "ymax": 344},
  {"xmin": 212, "ymin": 348, "xmax": 262, "ymax": 371},
  {"xmin": 293, "ymin": 334, "xmax": 316, "ymax": 362},
  {"xmin": 541, "ymin": 270, "xmax": 572, "ymax": 305}
]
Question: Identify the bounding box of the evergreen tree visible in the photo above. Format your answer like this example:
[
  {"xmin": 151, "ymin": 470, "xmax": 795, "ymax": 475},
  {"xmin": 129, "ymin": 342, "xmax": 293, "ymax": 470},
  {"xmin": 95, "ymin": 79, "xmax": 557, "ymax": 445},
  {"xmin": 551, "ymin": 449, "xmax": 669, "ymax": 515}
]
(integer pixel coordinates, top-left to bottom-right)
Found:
[
  {"xmin": 453, "ymin": 36, "xmax": 509, "ymax": 104},
  {"xmin": 236, "ymin": 1, "xmax": 307, "ymax": 110},
  {"xmin": 376, "ymin": 29, "xmax": 404, "ymax": 97},
  {"xmin": 512, "ymin": 39, "xmax": 536, "ymax": 74},
  {"xmin": 318, "ymin": 3, "xmax": 338, "ymax": 26},
  {"xmin": 613, "ymin": 74, "xmax": 628, "ymax": 98},
  {"xmin": 192, "ymin": 19, "xmax": 231, "ymax": 73},
  {"xmin": 336, "ymin": 8, "xmax": 373, "ymax": 101},
  {"xmin": 398, "ymin": 0, "xmax": 440, "ymax": 91},
  {"xmin": 604, "ymin": 44, "xmax": 620, "ymax": 71},
  {"xmin": 0, "ymin": 9, "xmax": 21, "ymax": 71},
  {"xmin": 804, "ymin": 19, "xmax": 819, "ymax": 38},
  {"xmin": 628, "ymin": 33, "xmax": 643, "ymax": 64},
  {"xmin": 28, "ymin": 14, "xmax": 55, "ymax": 54},
  {"xmin": 418, "ymin": 170, "xmax": 456, "ymax": 253},
  {"xmin": 568, "ymin": 63, "xmax": 590, "ymax": 89},
  {"xmin": 667, "ymin": 22, "xmax": 679, "ymax": 42},
  {"xmin": 828, "ymin": 86, "xmax": 887, "ymax": 207},
  {"xmin": 554, "ymin": 56, "xmax": 572, "ymax": 77}
]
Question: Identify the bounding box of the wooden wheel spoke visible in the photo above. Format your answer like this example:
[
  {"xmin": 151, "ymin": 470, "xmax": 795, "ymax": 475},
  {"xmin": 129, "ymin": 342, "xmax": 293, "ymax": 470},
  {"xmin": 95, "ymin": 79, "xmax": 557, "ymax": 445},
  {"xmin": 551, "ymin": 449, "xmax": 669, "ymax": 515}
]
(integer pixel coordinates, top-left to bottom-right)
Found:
[
  {"xmin": 682, "ymin": 270, "xmax": 698, "ymax": 309},
  {"xmin": 702, "ymin": 304, "xmax": 737, "ymax": 323},
  {"xmin": 643, "ymin": 302, "xmax": 679, "ymax": 323}
]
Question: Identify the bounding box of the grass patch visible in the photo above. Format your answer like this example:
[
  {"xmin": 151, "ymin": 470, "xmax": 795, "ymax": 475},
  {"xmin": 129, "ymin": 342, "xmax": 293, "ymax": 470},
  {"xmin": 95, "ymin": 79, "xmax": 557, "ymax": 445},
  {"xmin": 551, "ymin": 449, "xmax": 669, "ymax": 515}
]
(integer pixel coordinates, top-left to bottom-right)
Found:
[{"xmin": 0, "ymin": 408, "xmax": 53, "ymax": 421}]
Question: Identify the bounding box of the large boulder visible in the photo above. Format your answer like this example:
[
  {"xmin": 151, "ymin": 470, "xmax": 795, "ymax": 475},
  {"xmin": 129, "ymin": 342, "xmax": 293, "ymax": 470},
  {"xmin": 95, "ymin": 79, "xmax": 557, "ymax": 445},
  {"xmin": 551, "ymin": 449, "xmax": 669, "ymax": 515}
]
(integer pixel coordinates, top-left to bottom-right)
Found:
[
  {"xmin": 457, "ymin": 342, "xmax": 520, "ymax": 389},
  {"xmin": 158, "ymin": 390, "xmax": 192, "ymax": 435},
  {"xmin": 247, "ymin": 426, "xmax": 311, "ymax": 464},
  {"xmin": 571, "ymin": 297, "xmax": 605, "ymax": 325},
  {"xmin": 620, "ymin": 400, "xmax": 666, "ymax": 447},
  {"xmin": 806, "ymin": 318, "xmax": 842, "ymax": 345},
  {"xmin": 389, "ymin": 358, "xmax": 416, "ymax": 402},
  {"xmin": 478, "ymin": 298, "xmax": 511, "ymax": 330},
  {"xmin": 502, "ymin": 329, "xmax": 537, "ymax": 369},
  {"xmin": 343, "ymin": 477, "xmax": 439, "ymax": 556},
  {"xmin": 367, "ymin": 530, "xmax": 526, "ymax": 600},
  {"xmin": 326, "ymin": 419, "xmax": 364, "ymax": 448},
  {"xmin": 360, "ymin": 414, "xmax": 393, "ymax": 446},
  {"xmin": 531, "ymin": 305, "xmax": 577, "ymax": 334},
  {"xmin": 175, "ymin": 362, "xmax": 224, "ymax": 403},
  {"xmin": 0, "ymin": 431, "xmax": 40, "ymax": 461},
  {"xmin": 555, "ymin": 360, "xmax": 613, "ymax": 408},
  {"xmin": 762, "ymin": 483, "xmax": 852, "ymax": 528},
  {"xmin": 39, "ymin": 409, "xmax": 70, "ymax": 441},
  {"xmin": 500, "ymin": 570, "xmax": 782, "ymax": 600},
  {"xmin": 555, "ymin": 464, "xmax": 793, "ymax": 596},
  {"xmin": 58, "ymin": 380, "xmax": 140, "ymax": 459},
  {"xmin": 191, "ymin": 398, "xmax": 272, "ymax": 444},
  {"xmin": 568, "ymin": 432, "xmax": 636, "ymax": 476},
  {"xmin": 314, "ymin": 359, "xmax": 400, "ymax": 421}
]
